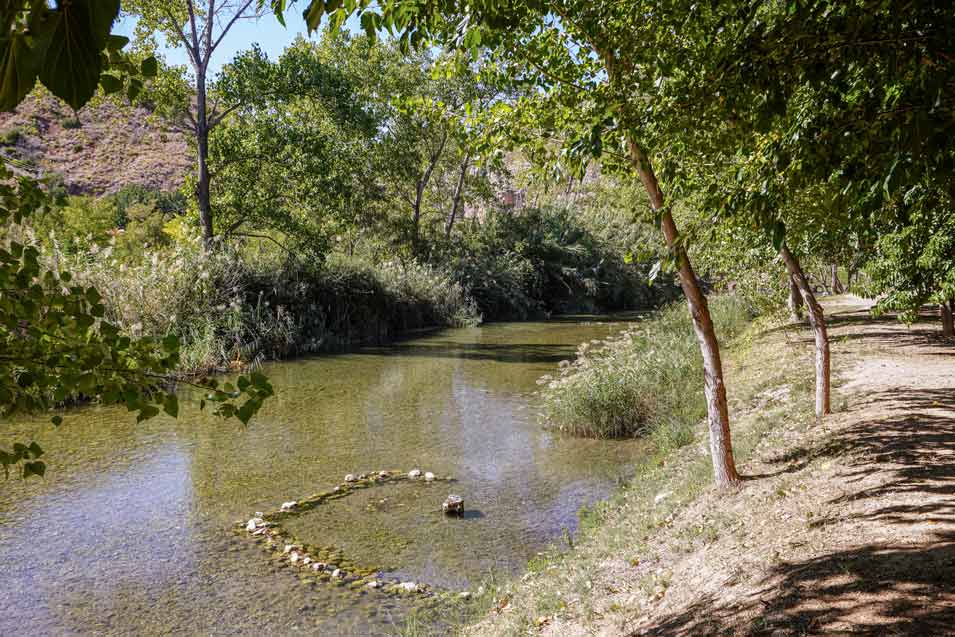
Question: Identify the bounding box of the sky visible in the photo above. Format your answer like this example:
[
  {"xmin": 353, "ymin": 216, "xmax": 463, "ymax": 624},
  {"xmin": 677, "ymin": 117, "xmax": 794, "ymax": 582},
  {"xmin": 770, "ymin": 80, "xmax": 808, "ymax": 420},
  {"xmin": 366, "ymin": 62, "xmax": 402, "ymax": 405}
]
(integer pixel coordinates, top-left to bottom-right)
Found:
[{"xmin": 115, "ymin": 10, "xmax": 359, "ymax": 76}]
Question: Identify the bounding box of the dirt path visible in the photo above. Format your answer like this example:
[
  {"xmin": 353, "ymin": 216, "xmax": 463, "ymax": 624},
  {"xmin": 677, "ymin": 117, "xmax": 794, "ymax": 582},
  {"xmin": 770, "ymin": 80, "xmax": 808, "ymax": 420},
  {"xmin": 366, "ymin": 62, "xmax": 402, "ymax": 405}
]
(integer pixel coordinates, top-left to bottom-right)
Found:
[{"xmin": 631, "ymin": 297, "xmax": 955, "ymax": 636}]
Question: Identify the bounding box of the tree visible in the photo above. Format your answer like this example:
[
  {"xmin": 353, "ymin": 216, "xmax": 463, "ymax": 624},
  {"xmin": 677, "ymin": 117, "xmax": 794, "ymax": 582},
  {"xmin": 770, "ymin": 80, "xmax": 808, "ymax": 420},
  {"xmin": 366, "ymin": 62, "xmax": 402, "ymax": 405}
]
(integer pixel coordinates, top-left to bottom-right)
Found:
[
  {"xmin": 862, "ymin": 183, "xmax": 955, "ymax": 336},
  {"xmin": 291, "ymin": 0, "xmax": 744, "ymax": 487},
  {"xmin": 208, "ymin": 36, "xmax": 377, "ymax": 255},
  {"xmin": 123, "ymin": 0, "xmax": 269, "ymax": 246},
  {"xmin": 0, "ymin": 1, "xmax": 273, "ymax": 478}
]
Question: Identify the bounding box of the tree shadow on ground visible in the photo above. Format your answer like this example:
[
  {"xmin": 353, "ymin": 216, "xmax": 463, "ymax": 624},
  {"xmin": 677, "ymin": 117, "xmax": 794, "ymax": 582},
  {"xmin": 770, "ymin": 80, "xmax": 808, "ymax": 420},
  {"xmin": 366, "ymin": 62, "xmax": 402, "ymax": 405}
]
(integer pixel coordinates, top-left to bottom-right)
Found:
[{"xmin": 633, "ymin": 314, "xmax": 955, "ymax": 636}]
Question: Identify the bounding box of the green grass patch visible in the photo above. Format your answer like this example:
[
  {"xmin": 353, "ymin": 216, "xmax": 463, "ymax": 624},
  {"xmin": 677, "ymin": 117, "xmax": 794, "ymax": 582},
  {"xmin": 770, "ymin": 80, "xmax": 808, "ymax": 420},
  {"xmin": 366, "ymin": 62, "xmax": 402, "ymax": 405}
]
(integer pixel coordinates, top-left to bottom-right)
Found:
[{"xmin": 538, "ymin": 295, "xmax": 753, "ymax": 445}]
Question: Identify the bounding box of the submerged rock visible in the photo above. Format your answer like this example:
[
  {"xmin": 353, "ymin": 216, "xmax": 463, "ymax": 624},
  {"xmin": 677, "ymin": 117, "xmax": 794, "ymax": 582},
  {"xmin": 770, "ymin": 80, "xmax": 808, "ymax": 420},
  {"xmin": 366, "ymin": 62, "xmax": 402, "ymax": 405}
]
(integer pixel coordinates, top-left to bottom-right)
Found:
[
  {"xmin": 408, "ymin": 469, "xmax": 422, "ymax": 478},
  {"xmin": 442, "ymin": 495, "xmax": 464, "ymax": 515},
  {"xmin": 424, "ymin": 472, "xmax": 435, "ymax": 482}
]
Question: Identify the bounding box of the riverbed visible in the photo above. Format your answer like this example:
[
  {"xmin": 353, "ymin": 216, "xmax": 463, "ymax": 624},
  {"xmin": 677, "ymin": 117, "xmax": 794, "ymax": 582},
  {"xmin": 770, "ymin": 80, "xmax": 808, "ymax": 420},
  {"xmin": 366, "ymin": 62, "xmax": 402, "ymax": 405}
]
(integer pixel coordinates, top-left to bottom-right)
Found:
[{"xmin": 0, "ymin": 316, "xmax": 646, "ymax": 635}]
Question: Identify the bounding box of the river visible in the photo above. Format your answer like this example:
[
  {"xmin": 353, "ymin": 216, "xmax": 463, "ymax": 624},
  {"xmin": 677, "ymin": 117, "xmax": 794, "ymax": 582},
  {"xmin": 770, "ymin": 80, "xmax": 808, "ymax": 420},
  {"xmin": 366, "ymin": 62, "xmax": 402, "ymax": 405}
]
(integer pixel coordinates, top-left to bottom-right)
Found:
[{"xmin": 0, "ymin": 316, "xmax": 645, "ymax": 635}]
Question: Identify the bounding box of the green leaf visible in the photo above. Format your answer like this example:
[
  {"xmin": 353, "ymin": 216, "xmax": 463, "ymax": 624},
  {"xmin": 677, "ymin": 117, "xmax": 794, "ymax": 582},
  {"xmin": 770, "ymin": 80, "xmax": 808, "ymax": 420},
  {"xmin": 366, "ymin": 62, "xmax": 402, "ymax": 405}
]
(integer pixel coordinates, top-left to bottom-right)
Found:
[
  {"xmin": 51, "ymin": 415, "xmax": 63, "ymax": 427},
  {"xmin": 106, "ymin": 35, "xmax": 129, "ymax": 51},
  {"xmin": 303, "ymin": 2, "xmax": 325, "ymax": 32},
  {"xmin": 162, "ymin": 333, "xmax": 180, "ymax": 352},
  {"xmin": 162, "ymin": 394, "xmax": 179, "ymax": 419},
  {"xmin": 0, "ymin": 27, "xmax": 50, "ymax": 111},
  {"xmin": 23, "ymin": 460, "xmax": 46, "ymax": 478},
  {"xmin": 140, "ymin": 56, "xmax": 158, "ymax": 78},
  {"xmin": 127, "ymin": 78, "xmax": 143, "ymax": 102},
  {"xmin": 771, "ymin": 221, "xmax": 786, "ymax": 251},
  {"xmin": 39, "ymin": 0, "xmax": 121, "ymax": 110}
]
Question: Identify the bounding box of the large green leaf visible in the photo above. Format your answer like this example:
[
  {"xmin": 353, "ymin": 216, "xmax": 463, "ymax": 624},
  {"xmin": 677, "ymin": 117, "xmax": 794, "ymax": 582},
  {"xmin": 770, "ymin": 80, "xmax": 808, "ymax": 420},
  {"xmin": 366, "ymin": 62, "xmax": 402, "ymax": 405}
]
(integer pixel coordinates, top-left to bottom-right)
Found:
[
  {"xmin": 0, "ymin": 8, "xmax": 57, "ymax": 111},
  {"xmin": 39, "ymin": 0, "xmax": 120, "ymax": 109}
]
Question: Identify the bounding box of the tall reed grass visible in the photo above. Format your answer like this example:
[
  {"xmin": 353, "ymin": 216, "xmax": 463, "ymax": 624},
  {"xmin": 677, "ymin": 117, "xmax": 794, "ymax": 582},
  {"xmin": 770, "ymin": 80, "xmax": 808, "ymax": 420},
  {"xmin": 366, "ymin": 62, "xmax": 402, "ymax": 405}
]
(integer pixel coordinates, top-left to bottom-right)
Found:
[
  {"xmin": 538, "ymin": 296, "xmax": 753, "ymax": 450},
  {"xmin": 29, "ymin": 230, "xmax": 479, "ymax": 374}
]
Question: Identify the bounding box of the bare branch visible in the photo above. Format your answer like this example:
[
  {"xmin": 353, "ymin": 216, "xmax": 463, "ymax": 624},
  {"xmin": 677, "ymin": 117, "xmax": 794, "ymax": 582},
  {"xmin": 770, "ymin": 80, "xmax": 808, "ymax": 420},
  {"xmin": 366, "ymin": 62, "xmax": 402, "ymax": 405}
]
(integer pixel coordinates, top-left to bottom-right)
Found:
[{"xmin": 210, "ymin": 0, "xmax": 257, "ymax": 55}]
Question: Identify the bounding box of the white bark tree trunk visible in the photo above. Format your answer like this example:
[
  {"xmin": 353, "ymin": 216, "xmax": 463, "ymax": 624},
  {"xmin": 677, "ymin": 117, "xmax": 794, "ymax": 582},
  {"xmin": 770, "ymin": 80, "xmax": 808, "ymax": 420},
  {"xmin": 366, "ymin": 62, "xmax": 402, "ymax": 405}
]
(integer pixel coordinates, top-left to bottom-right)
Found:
[
  {"xmin": 627, "ymin": 139, "xmax": 741, "ymax": 489},
  {"xmin": 781, "ymin": 245, "xmax": 831, "ymax": 418}
]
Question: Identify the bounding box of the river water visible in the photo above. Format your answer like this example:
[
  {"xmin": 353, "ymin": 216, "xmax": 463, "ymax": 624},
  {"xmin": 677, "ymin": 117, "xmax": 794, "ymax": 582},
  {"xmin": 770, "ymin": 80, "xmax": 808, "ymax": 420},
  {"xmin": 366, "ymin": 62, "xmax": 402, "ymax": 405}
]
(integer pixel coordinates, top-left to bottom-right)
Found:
[{"xmin": 0, "ymin": 316, "xmax": 645, "ymax": 635}]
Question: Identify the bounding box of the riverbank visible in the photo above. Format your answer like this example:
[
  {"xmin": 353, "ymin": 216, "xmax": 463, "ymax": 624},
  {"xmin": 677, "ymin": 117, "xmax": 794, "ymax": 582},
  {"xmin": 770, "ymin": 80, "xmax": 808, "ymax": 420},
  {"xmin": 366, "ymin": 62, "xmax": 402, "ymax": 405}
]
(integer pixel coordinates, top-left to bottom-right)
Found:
[{"xmin": 458, "ymin": 294, "xmax": 955, "ymax": 635}]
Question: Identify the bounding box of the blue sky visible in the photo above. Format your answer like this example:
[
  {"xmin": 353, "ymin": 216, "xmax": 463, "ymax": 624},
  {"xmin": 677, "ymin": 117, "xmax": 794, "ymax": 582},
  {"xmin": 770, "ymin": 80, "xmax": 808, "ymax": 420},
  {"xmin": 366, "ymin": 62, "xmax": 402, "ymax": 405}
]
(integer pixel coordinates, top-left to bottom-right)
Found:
[{"xmin": 115, "ymin": 10, "xmax": 359, "ymax": 76}]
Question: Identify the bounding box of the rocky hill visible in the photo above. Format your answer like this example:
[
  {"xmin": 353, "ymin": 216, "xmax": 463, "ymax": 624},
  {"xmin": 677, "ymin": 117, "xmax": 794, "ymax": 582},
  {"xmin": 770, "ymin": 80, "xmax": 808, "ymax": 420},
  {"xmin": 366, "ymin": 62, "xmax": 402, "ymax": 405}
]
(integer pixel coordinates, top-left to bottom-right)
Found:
[{"xmin": 0, "ymin": 93, "xmax": 190, "ymax": 196}]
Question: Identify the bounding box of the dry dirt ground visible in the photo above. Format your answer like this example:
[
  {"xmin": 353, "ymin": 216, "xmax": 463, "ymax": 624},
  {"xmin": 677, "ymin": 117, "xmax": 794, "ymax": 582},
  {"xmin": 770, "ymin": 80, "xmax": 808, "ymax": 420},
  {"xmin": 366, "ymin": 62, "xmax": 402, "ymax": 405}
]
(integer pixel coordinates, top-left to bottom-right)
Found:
[
  {"xmin": 473, "ymin": 296, "xmax": 955, "ymax": 637},
  {"xmin": 631, "ymin": 297, "xmax": 955, "ymax": 636}
]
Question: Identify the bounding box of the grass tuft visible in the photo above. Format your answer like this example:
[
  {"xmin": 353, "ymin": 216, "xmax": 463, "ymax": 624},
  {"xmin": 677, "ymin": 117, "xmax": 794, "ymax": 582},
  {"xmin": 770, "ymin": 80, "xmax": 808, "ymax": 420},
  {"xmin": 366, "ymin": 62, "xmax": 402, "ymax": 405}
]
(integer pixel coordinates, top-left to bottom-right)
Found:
[{"xmin": 538, "ymin": 296, "xmax": 753, "ymax": 447}]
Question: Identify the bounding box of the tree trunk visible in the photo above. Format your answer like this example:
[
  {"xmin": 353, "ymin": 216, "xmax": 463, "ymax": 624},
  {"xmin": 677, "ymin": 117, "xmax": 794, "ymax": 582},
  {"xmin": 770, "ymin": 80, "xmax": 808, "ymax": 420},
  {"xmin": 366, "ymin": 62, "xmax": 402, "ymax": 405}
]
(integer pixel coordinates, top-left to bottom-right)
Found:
[
  {"xmin": 780, "ymin": 245, "xmax": 831, "ymax": 419},
  {"xmin": 788, "ymin": 275, "xmax": 804, "ymax": 322},
  {"xmin": 941, "ymin": 300, "xmax": 954, "ymax": 337},
  {"xmin": 627, "ymin": 139, "xmax": 741, "ymax": 489},
  {"xmin": 195, "ymin": 70, "xmax": 214, "ymax": 247},
  {"xmin": 445, "ymin": 152, "xmax": 470, "ymax": 237},
  {"xmin": 830, "ymin": 263, "xmax": 844, "ymax": 294}
]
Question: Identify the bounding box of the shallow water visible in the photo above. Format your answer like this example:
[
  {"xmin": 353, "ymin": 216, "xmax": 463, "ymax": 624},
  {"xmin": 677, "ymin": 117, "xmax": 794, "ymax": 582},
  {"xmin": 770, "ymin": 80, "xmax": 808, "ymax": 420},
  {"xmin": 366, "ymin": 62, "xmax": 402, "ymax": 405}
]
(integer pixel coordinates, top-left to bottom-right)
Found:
[{"xmin": 0, "ymin": 316, "xmax": 646, "ymax": 635}]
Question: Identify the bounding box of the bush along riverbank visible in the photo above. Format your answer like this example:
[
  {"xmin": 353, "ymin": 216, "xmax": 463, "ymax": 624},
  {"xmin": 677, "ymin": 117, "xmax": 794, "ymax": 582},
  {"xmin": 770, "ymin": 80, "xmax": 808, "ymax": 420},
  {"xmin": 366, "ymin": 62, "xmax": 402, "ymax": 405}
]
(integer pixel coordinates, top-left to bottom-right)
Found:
[
  {"xmin": 538, "ymin": 296, "xmax": 754, "ymax": 448},
  {"xmin": 19, "ymin": 210, "xmax": 666, "ymax": 376}
]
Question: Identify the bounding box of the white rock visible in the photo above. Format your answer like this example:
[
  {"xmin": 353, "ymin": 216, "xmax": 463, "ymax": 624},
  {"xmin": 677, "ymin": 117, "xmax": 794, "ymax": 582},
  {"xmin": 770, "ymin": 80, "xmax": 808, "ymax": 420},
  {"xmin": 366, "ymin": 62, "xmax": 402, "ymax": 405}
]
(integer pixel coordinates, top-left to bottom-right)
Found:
[
  {"xmin": 283, "ymin": 544, "xmax": 294, "ymax": 554},
  {"xmin": 408, "ymin": 469, "xmax": 422, "ymax": 478},
  {"xmin": 281, "ymin": 501, "xmax": 297, "ymax": 511},
  {"xmin": 378, "ymin": 471, "xmax": 389, "ymax": 478},
  {"xmin": 303, "ymin": 557, "xmax": 312, "ymax": 565},
  {"xmin": 366, "ymin": 580, "xmax": 381, "ymax": 589},
  {"xmin": 424, "ymin": 472, "xmax": 435, "ymax": 482},
  {"xmin": 344, "ymin": 474, "xmax": 356, "ymax": 482},
  {"xmin": 331, "ymin": 568, "xmax": 345, "ymax": 579},
  {"xmin": 311, "ymin": 563, "xmax": 325, "ymax": 572},
  {"xmin": 254, "ymin": 511, "xmax": 264, "ymax": 517},
  {"xmin": 654, "ymin": 492, "xmax": 671, "ymax": 505},
  {"xmin": 459, "ymin": 591, "xmax": 472, "ymax": 599},
  {"xmin": 246, "ymin": 517, "xmax": 264, "ymax": 532},
  {"xmin": 399, "ymin": 582, "xmax": 419, "ymax": 592},
  {"xmin": 289, "ymin": 552, "xmax": 300, "ymax": 563}
]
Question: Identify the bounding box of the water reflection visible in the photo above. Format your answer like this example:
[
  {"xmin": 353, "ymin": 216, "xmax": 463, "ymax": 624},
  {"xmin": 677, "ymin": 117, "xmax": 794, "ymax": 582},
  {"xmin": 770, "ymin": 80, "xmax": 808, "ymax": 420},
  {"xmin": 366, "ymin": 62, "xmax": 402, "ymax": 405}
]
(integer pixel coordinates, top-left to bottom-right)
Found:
[{"xmin": 0, "ymin": 316, "xmax": 643, "ymax": 635}]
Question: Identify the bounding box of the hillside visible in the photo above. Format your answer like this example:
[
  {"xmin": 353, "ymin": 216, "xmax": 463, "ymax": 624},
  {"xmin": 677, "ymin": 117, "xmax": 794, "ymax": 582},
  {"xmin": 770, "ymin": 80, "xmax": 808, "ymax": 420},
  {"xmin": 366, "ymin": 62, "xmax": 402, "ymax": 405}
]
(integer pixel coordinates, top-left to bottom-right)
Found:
[{"xmin": 0, "ymin": 93, "xmax": 190, "ymax": 196}]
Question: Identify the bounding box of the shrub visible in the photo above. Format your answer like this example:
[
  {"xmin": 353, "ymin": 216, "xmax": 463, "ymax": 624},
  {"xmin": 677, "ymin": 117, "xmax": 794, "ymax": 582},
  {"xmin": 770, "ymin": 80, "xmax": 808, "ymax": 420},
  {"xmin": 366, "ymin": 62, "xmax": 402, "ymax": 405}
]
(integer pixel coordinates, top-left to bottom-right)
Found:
[
  {"xmin": 538, "ymin": 296, "xmax": 753, "ymax": 448},
  {"xmin": 1, "ymin": 127, "xmax": 22, "ymax": 146},
  {"xmin": 27, "ymin": 230, "xmax": 480, "ymax": 374},
  {"xmin": 60, "ymin": 116, "xmax": 82, "ymax": 129}
]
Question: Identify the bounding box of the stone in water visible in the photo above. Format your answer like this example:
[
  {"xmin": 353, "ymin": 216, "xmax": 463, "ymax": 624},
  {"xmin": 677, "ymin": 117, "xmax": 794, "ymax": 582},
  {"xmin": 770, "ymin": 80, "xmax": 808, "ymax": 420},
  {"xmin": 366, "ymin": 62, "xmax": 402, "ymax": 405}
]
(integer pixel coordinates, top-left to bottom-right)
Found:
[
  {"xmin": 281, "ymin": 501, "xmax": 297, "ymax": 511},
  {"xmin": 344, "ymin": 474, "xmax": 356, "ymax": 482},
  {"xmin": 443, "ymin": 494, "xmax": 464, "ymax": 515},
  {"xmin": 408, "ymin": 469, "xmax": 422, "ymax": 478},
  {"xmin": 424, "ymin": 472, "xmax": 435, "ymax": 482},
  {"xmin": 246, "ymin": 517, "xmax": 263, "ymax": 532}
]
